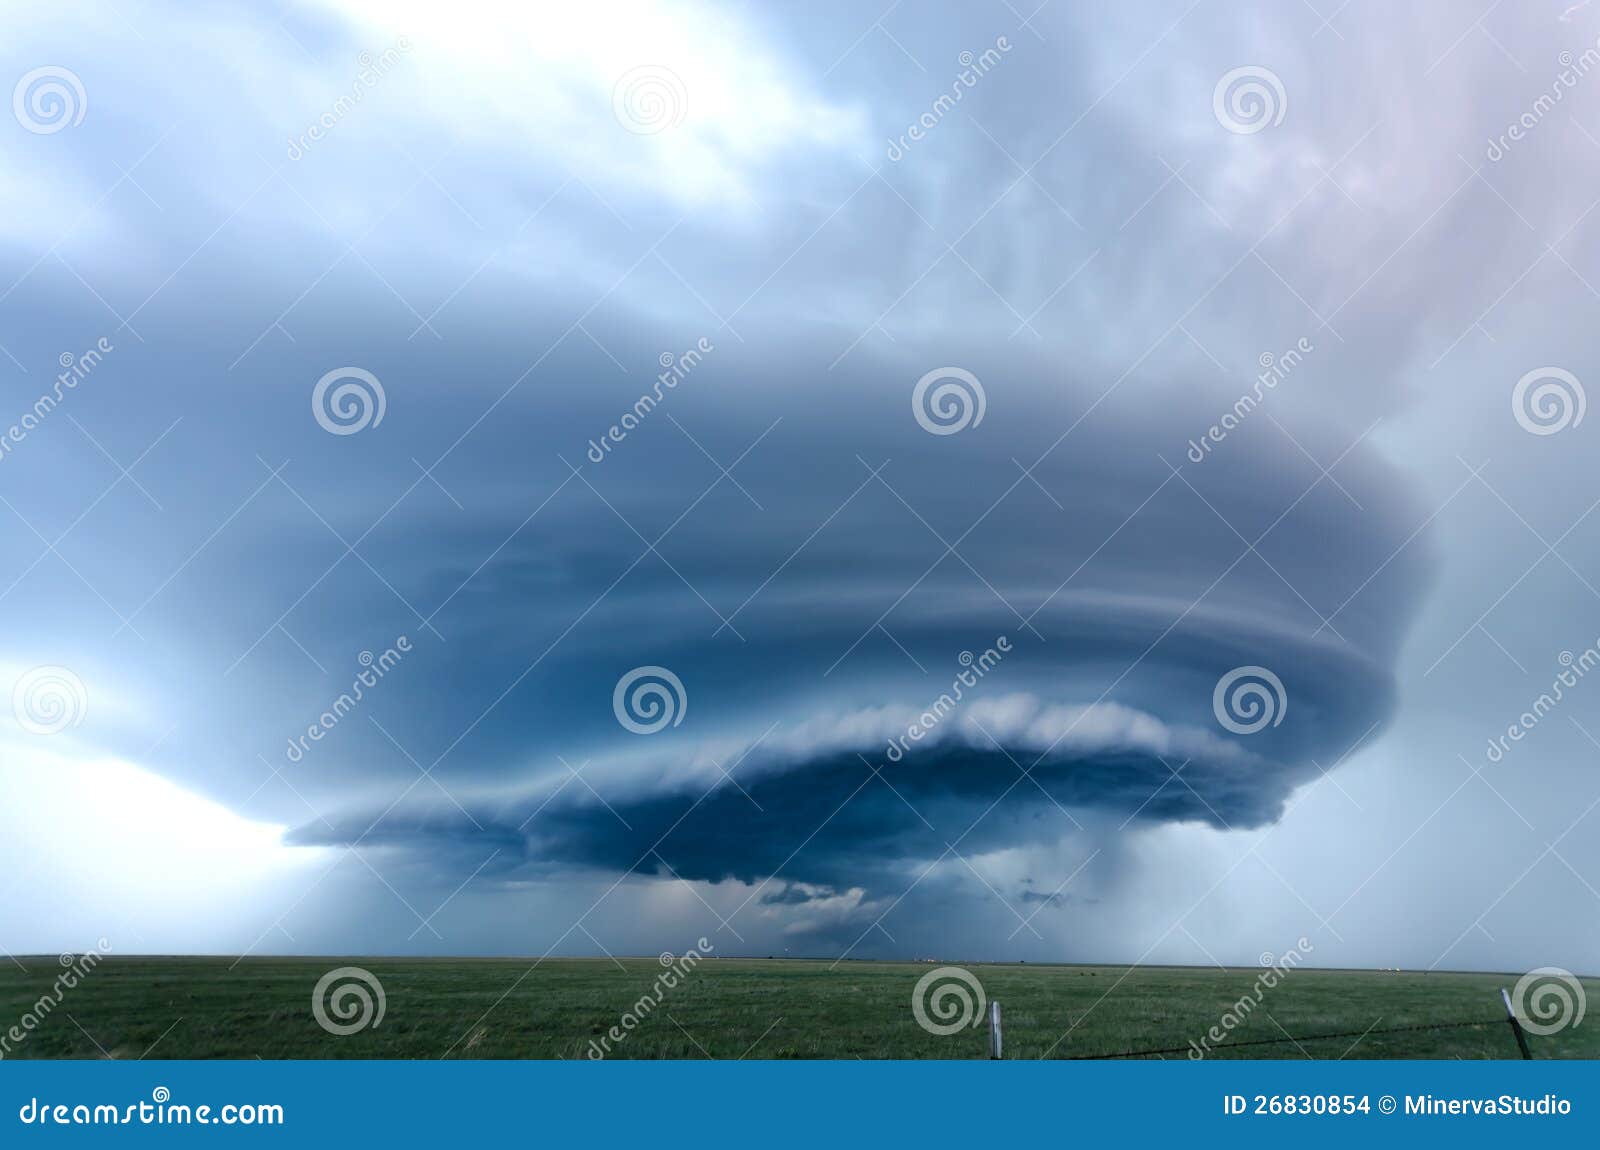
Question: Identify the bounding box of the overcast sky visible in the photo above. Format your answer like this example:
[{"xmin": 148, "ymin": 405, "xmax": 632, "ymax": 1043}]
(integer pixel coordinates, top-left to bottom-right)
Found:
[{"xmin": 1, "ymin": 0, "xmax": 1598, "ymax": 974}]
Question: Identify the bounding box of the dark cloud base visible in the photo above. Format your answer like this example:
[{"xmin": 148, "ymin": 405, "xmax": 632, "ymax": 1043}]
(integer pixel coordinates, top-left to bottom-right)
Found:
[{"xmin": 291, "ymin": 736, "xmax": 1346, "ymax": 892}]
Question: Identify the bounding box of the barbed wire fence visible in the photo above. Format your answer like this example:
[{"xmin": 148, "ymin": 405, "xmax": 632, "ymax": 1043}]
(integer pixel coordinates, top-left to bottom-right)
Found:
[
  {"xmin": 984, "ymin": 987, "xmax": 1542, "ymax": 1060},
  {"xmin": 1062, "ymin": 1018, "xmax": 1509, "ymax": 1060}
]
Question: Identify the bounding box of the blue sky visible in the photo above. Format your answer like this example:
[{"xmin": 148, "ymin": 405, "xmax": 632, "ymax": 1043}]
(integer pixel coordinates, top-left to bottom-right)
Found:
[{"xmin": 1, "ymin": 0, "xmax": 1598, "ymax": 973}]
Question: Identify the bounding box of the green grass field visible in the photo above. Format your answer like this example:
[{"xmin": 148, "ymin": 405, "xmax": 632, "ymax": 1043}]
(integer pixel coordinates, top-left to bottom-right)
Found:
[{"xmin": 1, "ymin": 957, "xmax": 1594, "ymax": 1060}]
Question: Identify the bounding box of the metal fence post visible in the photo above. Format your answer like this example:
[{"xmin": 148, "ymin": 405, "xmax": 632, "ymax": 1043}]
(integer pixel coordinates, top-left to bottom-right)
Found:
[
  {"xmin": 1500, "ymin": 988, "xmax": 1533, "ymax": 1060},
  {"xmin": 988, "ymin": 1000, "xmax": 1002, "ymax": 1060}
]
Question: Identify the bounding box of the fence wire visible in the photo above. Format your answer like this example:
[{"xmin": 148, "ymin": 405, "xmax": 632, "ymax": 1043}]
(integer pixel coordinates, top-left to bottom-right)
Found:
[{"xmin": 1060, "ymin": 1018, "xmax": 1509, "ymax": 1060}]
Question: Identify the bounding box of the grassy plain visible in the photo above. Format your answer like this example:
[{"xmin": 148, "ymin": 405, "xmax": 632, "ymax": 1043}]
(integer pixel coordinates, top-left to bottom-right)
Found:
[{"xmin": 1, "ymin": 957, "xmax": 1592, "ymax": 1060}]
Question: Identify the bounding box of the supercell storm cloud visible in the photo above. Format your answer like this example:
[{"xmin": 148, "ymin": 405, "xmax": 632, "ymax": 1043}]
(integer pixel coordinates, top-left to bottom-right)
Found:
[{"xmin": 285, "ymin": 351, "xmax": 1425, "ymax": 896}]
